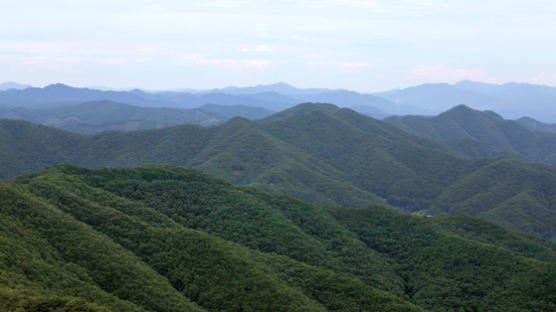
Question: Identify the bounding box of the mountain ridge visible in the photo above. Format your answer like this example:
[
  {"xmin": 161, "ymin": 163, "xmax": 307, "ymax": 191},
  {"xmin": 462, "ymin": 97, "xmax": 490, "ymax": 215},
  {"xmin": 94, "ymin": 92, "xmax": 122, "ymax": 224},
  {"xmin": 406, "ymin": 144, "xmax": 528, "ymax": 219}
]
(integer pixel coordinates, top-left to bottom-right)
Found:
[{"xmin": 1, "ymin": 103, "xmax": 555, "ymax": 240}]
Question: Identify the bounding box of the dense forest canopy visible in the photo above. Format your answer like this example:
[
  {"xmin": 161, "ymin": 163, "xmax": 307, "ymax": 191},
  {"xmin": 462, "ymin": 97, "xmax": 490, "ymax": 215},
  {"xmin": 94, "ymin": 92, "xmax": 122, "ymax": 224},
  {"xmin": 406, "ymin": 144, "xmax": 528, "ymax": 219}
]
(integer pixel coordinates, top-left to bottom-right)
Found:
[
  {"xmin": 1, "ymin": 164, "xmax": 555, "ymax": 311},
  {"xmin": 1, "ymin": 103, "xmax": 555, "ymax": 241}
]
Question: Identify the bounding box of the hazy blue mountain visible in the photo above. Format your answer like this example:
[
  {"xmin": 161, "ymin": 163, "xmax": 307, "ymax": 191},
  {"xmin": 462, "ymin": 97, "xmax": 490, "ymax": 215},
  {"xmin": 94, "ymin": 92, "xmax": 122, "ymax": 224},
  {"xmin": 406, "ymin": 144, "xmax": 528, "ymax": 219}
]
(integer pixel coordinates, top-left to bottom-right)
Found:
[
  {"xmin": 376, "ymin": 83, "xmax": 504, "ymax": 114},
  {"xmin": 201, "ymin": 83, "xmax": 402, "ymax": 115},
  {"xmin": 456, "ymin": 81, "xmax": 556, "ymax": 121},
  {"xmin": 0, "ymin": 100, "xmax": 274, "ymax": 134},
  {"xmin": 385, "ymin": 105, "xmax": 556, "ymax": 163},
  {"xmin": 201, "ymin": 82, "xmax": 336, "ymax": 96},
  {"xmin": 4, "ymin": 80, "xmax": 556, "ymax": 122},
  {"xmin": 0, "ymin": 83, "xmax": 299, "ymax": 110},
  {"xmin": 197, "ymin": 92, "xmax": 297, "ymax": 111},
  {"xmin": 0, "ymin": 100, "xmax": 225, "ymax": 133},
  {"xmin": 0, "ymin": 81, "xmax": 31, "ymax": 90},
  {"xmin": 0, "ymin": 82, "xmax": 392, "ymax": 118},
  {"xmin": 517, "ymin": 116, "xmax": 556, "ymax": 134},
  {"xmin": 0, "ymin": 83, "xmax": 172, "ymax": 107},
  {"xmin": 378, "ymin": 81, "xmax": 556, "ymax": 122}
]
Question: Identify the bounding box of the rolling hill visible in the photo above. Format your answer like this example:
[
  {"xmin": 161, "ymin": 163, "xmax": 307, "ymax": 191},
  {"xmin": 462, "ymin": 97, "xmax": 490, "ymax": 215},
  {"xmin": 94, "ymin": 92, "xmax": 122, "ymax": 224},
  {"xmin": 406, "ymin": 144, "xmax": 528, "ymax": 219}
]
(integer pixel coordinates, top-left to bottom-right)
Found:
[
  {"xmin": 384, "ymin": 104, "xmax": 556, "ymax": 163},
  {"xmin": 1, "ymin": 164, "xmax": 554, "ymax": 311},
  {"xmin": 0, "ymin": 103, "xmax": 555, "ymax": 240}
]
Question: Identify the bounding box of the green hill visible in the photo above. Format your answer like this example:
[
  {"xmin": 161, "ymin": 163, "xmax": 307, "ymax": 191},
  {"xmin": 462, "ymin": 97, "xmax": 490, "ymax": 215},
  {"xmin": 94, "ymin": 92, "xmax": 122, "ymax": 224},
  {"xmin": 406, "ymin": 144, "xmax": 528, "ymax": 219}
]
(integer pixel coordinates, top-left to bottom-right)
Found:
[
  {"xmin": 385, "ymin": 105, "xmax": 556, "ymax": 163},
  {"xmin": 1, "ymin": 164, "xmax": 555, "ymax": 311},
  {"xmin": 1, "ymin": 103, "xmax": 556, "ymax": 241}
]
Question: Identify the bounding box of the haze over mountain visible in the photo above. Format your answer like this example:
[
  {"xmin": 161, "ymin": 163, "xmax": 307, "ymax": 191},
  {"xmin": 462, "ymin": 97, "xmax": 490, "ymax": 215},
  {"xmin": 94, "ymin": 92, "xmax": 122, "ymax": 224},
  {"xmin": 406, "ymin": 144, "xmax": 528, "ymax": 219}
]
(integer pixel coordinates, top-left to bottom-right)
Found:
[
  {"xmin": 0, "ymin": 81, "xmax": 31, "ymax": 91},
  {"xmin": 1, "ymin": 103, "xmax": 555, "ymax": 241},
  {"xmin": 377, "ymin": 81, "xmax": 556, "ymax": 122},
  {"xmin": 1, "ymin": 164, "xmax": 554, "ymax": 312},
  {"xmin": 3, "ymin": 80, "xmax": 555, "ymax": 121},
  {"xmin": 517, "ymin": 117, "xmax": 556, "ymax": 134},
  {"xmin": 0, "ymin": 100, "xmax": 274, "ymax": 134},
  {"xmin": 0, "ymin": 83, "xmax": 298, "ymax": 111},
  {"xmin": 4, "ymin": 1, "xmax": 556, "ymax": 310}
]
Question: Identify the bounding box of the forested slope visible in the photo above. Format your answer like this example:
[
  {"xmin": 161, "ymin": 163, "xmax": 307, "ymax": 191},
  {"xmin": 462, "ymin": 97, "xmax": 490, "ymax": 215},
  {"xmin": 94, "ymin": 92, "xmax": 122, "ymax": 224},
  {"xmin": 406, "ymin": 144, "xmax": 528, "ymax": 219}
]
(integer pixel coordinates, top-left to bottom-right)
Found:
[
  {"xmin": 385, "ymin": 104, "xmax": 556, "ymax": 163},
  {"xmin": 1, "ymin": 103, "xmax": 555, "ymax": 240},
  {"xmin": 1, "ymin": 165, "xmax": 555, "ymax": 311}
]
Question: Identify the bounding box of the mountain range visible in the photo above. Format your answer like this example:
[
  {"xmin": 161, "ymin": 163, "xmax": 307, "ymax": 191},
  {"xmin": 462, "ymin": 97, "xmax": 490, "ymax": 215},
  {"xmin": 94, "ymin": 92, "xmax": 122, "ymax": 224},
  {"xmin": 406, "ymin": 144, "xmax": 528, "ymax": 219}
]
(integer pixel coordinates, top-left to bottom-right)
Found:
[
  {"xmin": 378, "ymin": 80, "xmax": 556, "ymax": 122},
  {"xmin": 0, "ymin": 100, "xmax": 274, "ymax": 134},
  {"xmin": 1, "ymin": 103, "xmax": 555, "ymax": 241},
  {"xmin": 0, "ymin": 81, "xmax": 30, "ymax": 91},
  {"xmin": 1, "ymin": 79, "xmax": 556, "ymax": 311},
  {"xmin": 1, "ymin": 164, "xmax": 554, "ymax": 311},
  {"xmin": 2, "ymin": 80, "xmax": 556, "ymax": 122}
]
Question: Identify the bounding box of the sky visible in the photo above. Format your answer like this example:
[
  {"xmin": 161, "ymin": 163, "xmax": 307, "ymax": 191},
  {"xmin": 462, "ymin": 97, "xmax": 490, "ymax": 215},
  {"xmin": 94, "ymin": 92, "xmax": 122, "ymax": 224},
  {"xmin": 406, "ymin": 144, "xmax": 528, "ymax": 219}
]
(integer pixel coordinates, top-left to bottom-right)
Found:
[{"xmin": 1, "ymin": 0, "xmax": 555, "ymax": 92}]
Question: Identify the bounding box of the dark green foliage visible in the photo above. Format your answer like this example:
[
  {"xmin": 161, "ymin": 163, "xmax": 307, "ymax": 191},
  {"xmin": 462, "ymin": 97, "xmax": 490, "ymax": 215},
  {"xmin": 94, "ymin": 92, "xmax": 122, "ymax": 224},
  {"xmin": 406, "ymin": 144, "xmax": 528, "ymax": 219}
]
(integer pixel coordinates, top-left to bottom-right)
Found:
[
  {"xmin": 1, "ymin": 103, "xmax": 556, "ymax": 240},
  {"xmin": 330, "ymin": 205, "xmax": 556, "ymax": 312},
  {"xmin": 1, "ymin": 165, "xmax": 555, "ymax": 311},
  {"xmin": 385, "ymin": 104, "xmax": 556, "ymax": 163}
]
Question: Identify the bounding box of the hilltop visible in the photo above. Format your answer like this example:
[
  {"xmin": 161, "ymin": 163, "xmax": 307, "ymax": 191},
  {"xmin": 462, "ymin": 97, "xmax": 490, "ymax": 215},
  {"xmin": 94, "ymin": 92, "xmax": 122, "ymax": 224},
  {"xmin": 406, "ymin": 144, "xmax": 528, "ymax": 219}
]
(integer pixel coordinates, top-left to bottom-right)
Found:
[{"xmin": 385, "ymin": 104, "xmax": 556, "ymax": 163}]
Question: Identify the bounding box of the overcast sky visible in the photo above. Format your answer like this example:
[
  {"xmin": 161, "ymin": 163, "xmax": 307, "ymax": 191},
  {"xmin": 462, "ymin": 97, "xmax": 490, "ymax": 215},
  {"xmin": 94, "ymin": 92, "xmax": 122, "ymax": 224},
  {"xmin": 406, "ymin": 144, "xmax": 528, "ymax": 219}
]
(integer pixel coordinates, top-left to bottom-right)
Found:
[{"xmin": 1, "ymin": 0, "xmax": 555, "ymax": 91}]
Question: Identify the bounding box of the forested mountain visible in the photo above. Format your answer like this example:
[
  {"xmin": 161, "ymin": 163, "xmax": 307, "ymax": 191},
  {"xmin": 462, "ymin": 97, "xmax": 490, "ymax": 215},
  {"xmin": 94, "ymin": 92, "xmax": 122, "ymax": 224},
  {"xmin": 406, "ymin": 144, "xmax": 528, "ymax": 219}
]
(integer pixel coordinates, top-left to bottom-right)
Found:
[
  {"xmin": 1, "ymin": 103, "xmax": 555, "ymax": 240},
  {"xmin": 376, "ymin": 81, "xmax": 556, "ymax": 122},
  {"xmin": 385, "ymin": 105, "xmax": 556, "ymax": 163},
  {"xmin": 1, "ymin": 165, "xmax": 555, "ymax": 311},
  {"xmin": 0, "ymin": 101, "xmax": 274, "ymax": 134},
  {"xmin": 517, "ymin": 116, "xmax": 556, "ymax": 134}
]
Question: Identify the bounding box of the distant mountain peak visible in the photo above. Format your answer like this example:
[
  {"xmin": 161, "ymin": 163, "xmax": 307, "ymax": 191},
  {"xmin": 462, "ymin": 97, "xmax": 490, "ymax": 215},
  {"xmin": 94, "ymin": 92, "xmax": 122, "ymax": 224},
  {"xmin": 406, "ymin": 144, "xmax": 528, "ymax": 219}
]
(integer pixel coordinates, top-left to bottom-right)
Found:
[
  {"xmin": 44, "ymin": 83, "xmax": 74, "ymax": 90},
  {"xmin": 265, "ymin": 82, "xmax": 293, "ymax": 87},
  {"xmin": 0, "ymin": 81, "xmax": 32, "ymax": 91},
  {"xmin": 437, "ymin": 104, "xmax": 486, "ymax": 120},
  {"xmin": 261, "ymin": 102, "xmax": 340, "ymax": 122}
]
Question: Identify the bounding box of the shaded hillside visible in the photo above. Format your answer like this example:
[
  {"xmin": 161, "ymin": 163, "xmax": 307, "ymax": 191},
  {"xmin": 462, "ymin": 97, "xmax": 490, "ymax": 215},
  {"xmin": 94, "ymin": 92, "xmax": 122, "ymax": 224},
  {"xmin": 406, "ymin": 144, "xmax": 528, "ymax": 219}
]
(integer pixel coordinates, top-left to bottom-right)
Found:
[
  {"xmin": 517, "ymin": 116, "xmax": 556, "ymax": 134},
  {"xmin": 1, "ymin": 165, "xmax": 555, "ymax": 311},
  {"xmin": 1, "ymin": 104, "xmax": 556, "ymax": 240},
  {"xmin": 0, "ymin": 101, "xmax": 273, "ymax": 134},
  {"xmin": 385, "ymin": 105, "xmax": 556, "ymax": 163}
]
